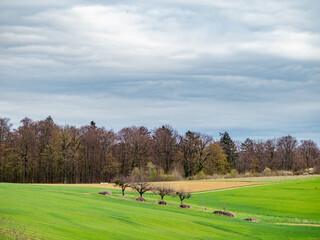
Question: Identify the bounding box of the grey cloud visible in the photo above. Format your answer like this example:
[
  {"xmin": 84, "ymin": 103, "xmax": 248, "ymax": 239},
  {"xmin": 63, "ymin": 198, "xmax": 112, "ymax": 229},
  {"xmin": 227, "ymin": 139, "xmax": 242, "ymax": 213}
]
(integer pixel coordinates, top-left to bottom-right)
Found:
[{"xmin": 0, "ymin": 0, "xmax": 319, "ymax": 144}]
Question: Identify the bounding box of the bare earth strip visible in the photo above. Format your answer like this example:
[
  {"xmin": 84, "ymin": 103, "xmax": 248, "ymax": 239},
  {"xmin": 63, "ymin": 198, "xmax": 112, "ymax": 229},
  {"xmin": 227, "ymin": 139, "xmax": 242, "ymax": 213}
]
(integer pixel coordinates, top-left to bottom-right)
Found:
[
  {"xmin": 192, "ymin": 183, "xmax": 268, "ymax": 194},
  {"xmin": 38, "ymin": 181, "xmax": 261, "ymax": 193},
  {"xmin": 151, "ymin": 181, "xmax": 261, "ymax": 192}
]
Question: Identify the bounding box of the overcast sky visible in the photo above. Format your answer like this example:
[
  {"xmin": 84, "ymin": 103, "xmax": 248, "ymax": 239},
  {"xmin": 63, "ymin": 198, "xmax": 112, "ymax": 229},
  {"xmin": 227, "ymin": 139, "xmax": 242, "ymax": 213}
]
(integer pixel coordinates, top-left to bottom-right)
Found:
[{"xmin": 0, "ymin": 0, "xmax": 319, "ymax": 143}]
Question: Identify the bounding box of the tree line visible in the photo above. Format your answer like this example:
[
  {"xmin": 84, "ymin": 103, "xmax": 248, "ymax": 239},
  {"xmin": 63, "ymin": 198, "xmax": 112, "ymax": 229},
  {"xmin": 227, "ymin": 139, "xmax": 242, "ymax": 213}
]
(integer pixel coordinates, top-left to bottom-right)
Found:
[{"xmin": 0, "ymin": 116, "xmax": 319, "ymax": 183}]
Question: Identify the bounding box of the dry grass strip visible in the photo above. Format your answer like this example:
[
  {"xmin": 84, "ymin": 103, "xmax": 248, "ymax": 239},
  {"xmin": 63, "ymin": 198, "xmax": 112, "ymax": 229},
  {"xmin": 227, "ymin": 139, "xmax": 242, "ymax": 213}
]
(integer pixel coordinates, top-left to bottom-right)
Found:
[{"xmin": 38, "ymin": 181, "xmax": 260, "ymax": 192}]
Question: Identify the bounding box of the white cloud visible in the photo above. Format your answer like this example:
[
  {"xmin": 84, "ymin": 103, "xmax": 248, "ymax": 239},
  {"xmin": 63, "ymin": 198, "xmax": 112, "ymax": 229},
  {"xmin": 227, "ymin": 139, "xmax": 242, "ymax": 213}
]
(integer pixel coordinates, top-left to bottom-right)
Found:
[
  {"xmin": 0, "ymin": 0, "xmax": 319, "ymax": 142},
  {"xmin": 1, "ymin": 1, "xmax": 319, "ymax": 78}
]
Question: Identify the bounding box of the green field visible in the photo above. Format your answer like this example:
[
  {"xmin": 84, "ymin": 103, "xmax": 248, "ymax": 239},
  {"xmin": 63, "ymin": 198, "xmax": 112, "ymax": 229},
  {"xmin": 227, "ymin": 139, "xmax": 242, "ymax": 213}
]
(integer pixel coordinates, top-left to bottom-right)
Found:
[{"xmin": 1, "ymin": 177, "xmax": 320, "ymax": 239}]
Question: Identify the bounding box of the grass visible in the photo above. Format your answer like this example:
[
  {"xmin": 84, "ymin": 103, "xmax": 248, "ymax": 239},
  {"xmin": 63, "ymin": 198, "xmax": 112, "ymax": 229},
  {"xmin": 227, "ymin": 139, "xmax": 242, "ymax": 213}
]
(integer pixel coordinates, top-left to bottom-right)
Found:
[{"xmin": 1, "ymin": 177, "xmax": 320, "ymax": 239}]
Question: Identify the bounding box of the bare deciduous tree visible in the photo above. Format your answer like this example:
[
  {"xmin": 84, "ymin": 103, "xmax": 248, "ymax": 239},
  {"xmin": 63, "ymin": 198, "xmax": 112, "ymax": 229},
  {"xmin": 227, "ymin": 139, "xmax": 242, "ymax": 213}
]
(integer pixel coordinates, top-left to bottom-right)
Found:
[
  {"xmin": 299, "ymin": 140, "xmax": 319, "ymax": 168},
  {"xmin": 276, "ymin": 135, "xmax": 298, "ymax": 170},
  {"xmin": 114, "ymin": 177, "xmax": 131, "ymax": 196},
  {"xmin": 153, "ymin": 125, "xmax": 178, "ymax": 173},
  {"xmin": 175, "ymin": 190, "xmax": 192, "ymax": 208},
  {"xmin": 131, "ymin": 182, "xmax": 153, "ymax": 200},
  {"xmin": 1, "ymin": 115, "xmax": 319, "ymax": 183},
  {"xmin": 179, "ymin": 131, "xmax": 200, "ymax": 177},
  {"xmin": 153, "ymin": 185, "xmax": 174, "ymax": 204}
]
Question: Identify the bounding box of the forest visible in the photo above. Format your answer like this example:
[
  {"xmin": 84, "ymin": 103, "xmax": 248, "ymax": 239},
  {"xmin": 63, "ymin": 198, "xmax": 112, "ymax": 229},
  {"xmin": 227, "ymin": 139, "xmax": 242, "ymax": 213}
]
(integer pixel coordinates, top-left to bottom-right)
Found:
[{"xmin": 0, "ymin": 116, "xmax": 319, "ymax": 183}]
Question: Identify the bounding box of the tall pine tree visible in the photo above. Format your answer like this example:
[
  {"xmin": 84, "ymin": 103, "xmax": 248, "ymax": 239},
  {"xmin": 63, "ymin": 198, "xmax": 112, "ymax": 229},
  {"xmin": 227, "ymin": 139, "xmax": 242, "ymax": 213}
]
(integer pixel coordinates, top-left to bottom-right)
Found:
[{"xmin": 219, "ymin": 132, "xmax": 237, "ymax": 170}]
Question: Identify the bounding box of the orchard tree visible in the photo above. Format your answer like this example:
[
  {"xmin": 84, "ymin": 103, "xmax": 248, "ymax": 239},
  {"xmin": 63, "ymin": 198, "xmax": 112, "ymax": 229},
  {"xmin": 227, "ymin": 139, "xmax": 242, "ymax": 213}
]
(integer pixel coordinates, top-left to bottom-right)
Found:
[
  {"xmin": 131, "ymin": 182, "xmax": 153, "ymax": 200},
  {"xmin": 154, "ymin": 185, "xmax": 174, "ymax": 204},
  {"xmin": 175, "ymin": 190, "xmax": 192, "ymax": 208},
  {"xmin": 114, "ymin": 177, "xmax": 131, "ymax": 196}
]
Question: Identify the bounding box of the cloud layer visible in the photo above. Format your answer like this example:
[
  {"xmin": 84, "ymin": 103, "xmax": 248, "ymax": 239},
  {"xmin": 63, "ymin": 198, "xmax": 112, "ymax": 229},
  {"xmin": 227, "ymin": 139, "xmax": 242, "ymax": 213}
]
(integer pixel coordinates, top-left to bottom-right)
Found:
[{"xmin": 1, "ymin": 0, "xmax": 319, "ymax": 143}]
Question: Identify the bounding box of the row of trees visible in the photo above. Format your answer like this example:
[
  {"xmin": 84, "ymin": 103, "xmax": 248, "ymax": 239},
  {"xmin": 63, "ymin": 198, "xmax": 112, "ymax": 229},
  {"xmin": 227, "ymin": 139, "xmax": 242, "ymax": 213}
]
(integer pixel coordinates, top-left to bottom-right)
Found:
[
  {"xmin": 0, "ymin": 116, "xmax": 319, "ymax": 183},
  {"xmin": 114, "ymin": 180, "xmax": 191, "ymax": 207}
]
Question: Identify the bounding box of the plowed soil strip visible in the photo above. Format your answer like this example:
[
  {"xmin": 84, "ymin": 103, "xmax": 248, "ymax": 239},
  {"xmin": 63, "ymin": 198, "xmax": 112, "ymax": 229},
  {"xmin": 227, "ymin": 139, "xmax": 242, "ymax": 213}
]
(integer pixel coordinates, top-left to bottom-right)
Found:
[
  {"xmin": 151, "ymin": 181, "xmax": 261, "ymax": 192},
  {"xmin": 38, "ymin": 181, "xmax": 261, "ymax": 193}
]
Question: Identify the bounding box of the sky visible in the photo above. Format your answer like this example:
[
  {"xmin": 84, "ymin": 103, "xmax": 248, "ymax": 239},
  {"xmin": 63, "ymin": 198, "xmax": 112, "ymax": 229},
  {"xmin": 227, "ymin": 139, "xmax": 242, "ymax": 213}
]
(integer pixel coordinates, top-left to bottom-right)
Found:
[{"xmin": 0, "ymin": 0, "xmax": 319, "ymax": 143}]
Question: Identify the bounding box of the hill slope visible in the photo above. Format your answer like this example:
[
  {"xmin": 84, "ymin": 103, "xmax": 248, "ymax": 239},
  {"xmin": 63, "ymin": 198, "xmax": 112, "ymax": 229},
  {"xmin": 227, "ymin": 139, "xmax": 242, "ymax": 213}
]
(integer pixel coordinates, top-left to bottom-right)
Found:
[{"xmin": 1, "ymin": 178, "xmax": 319, "ymax": 239}]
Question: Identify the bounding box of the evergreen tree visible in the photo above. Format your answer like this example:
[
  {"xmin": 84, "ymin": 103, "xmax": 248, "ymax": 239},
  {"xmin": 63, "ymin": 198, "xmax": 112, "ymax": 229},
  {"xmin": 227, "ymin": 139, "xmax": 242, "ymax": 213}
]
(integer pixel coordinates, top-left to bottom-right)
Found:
[{"xmin": 219, "ymin": 132, "xmax": 238, "ymax": 170}]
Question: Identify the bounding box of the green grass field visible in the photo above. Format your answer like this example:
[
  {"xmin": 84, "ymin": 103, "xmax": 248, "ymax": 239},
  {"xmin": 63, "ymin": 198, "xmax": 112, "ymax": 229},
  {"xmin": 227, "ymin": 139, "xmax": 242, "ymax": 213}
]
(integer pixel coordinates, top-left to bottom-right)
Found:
[{"xmin": 1, "ymin": 177, "xmax": 320, "ymax": 239}]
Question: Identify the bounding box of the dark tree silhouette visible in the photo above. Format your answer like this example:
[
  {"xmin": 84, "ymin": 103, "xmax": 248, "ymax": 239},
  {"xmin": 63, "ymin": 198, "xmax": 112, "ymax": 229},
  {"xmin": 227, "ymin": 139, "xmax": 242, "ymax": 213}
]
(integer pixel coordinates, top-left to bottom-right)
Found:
[
  {"xmin": 220, "ymin": 131, "xmax": 237, "ymax": 169},
  {"xmin": 90, "ymin": 121, "xmax": 96, "ymax": 128},
  {"xmin": 0, "ymin": 116, "xmax": 319, "ymax": 184},
  {"xmin": 153, "ymin": 125, "xmax": 178, "ymax": 173},
  {"xmin": 114, "ymin": 177, "xmax": 130, "ymax": 196},
  {"xmin": 131, "ymin": 182, "xmax": 153, "ymax": 200},
  {"xmin": 175, "ymin": 190, "xmax": 191, "ymax": 207}
]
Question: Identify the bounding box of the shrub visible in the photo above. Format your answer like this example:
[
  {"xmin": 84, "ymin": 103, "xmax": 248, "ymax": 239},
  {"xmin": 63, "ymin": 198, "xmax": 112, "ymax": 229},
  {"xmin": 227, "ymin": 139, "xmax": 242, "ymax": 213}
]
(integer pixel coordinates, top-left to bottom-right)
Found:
[
  {"xmin": 146, "ymin": 162, "xmax": 158, "ymax": 181},
  {"xmin": 171, "ymin": 169, "xmax": 183, "ymax": 181},
  {"xmin": 262, "ymin": 167, "xmax": 272, "ymax": 176},
  {"xmin": 252, "ymin": 172, "xmax": 262, "ymax": 177},
  {"xmin": 230, "ymin": 169, "xmax": 238, "ymax": 178},
  {"xmin": 276, "ymin": 170, "xmax": 293, "ymax": 176},
  {"xmin": 196, "ymin": 171, "xmax": 206, "ymax": 180},
  {"xmin": 308, "ymin": 168, "xmax": 314, "ymax": 174},
  {"xmin": 131, "ymin": 167, "xmax": 144, "ymax": 182},
  {"xmin": 314, "ymin": 166, "xmax": 320, "ymax": 174},
  {"xmin": 160, "ymin": 173, "xmax": 175, "ymax": 181},
  {"xmin": 283, "ymin": 171, "xmax": 293, "ymax": 176},
  {"xmin": 159, "ymin": 169, "xmax": 183, "ymax": 181},
  {"xmin": 294, "ymin": 170, "xmax": 304, "ymax": 175}
]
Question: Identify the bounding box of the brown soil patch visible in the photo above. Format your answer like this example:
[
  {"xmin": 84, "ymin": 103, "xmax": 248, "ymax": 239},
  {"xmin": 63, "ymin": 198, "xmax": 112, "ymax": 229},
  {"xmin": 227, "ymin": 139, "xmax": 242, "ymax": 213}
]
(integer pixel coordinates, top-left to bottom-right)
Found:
[
  {"xmin": 275, "ymin": 223, "xmax": 320, "ymax": 227},
  {"xmin": 38, "ymin": 181, "xmax": 260, "ymax": 192},
  {"xmin": 213, "ymin": 210, "xmax": 235, "ymax": 217},
  {"xmin": 244, "ymin": 218, "xmax": 260, "ymax": 222},
  {"xmin": 99, "ymin": 191, "xmax": 112, "ymax": 196},
  {"xmin": 151, "ymin": 181, "xmax": 261, "ymax": 192},
  {"xmin": 135, "ymin": 197, "xmax": 146, "ymax": 202},
  {"xmin": 180, "ymin": 204, "xmax": 190, "ymax": 208}
]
